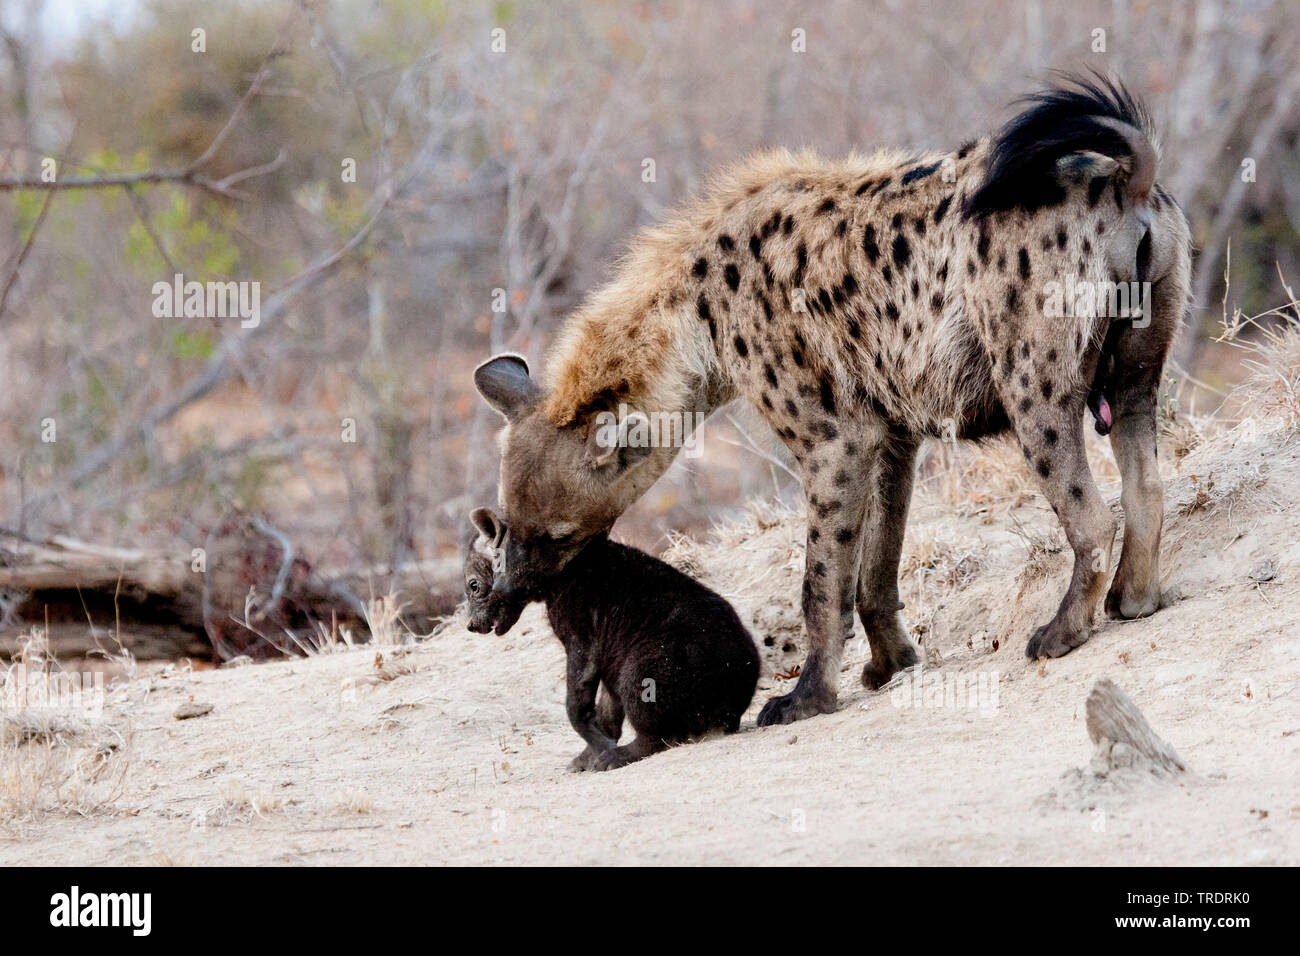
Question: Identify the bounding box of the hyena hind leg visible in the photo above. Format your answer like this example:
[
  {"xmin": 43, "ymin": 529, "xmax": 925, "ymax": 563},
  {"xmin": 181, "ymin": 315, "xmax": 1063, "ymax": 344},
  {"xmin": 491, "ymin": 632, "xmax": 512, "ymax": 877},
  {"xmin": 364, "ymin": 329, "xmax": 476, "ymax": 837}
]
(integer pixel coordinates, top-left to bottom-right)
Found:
[
  {"xmin": 857, "ymin": 437, "xmax": 921, "ymax": 690},
  {"xmin": 569, "ymin": 687, "xmax": 625, "ymax": 772},
  {"xmin": 1105, "ymin": 281, "xmax": 1180, "ymax": 619}
]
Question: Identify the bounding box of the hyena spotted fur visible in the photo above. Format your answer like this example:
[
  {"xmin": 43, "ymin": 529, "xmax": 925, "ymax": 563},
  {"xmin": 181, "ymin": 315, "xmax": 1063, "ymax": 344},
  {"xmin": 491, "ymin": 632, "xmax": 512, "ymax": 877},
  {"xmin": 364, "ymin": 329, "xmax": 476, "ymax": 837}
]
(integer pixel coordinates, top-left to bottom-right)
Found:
[{"xmin": 474, "ymin": 73, "xmax": 1192, "ymax": 726}]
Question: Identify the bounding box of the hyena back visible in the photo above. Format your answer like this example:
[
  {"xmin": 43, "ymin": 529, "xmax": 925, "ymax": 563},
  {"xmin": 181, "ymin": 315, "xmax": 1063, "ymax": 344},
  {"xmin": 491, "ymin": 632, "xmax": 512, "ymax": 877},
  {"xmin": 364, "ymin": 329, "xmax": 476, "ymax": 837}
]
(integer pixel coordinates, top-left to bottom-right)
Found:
[{"xmin": 474, "ymin": 73, "xmax": 1191, "ymax": 726}]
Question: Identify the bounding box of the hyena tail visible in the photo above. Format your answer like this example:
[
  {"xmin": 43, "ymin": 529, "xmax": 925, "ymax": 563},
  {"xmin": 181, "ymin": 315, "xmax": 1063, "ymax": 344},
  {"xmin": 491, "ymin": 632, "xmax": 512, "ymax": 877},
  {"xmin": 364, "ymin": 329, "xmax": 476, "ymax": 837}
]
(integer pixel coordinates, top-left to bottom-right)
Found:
[{"xmin": 963, "ymin": 70, "xmax": 1158, "ymax": 218}]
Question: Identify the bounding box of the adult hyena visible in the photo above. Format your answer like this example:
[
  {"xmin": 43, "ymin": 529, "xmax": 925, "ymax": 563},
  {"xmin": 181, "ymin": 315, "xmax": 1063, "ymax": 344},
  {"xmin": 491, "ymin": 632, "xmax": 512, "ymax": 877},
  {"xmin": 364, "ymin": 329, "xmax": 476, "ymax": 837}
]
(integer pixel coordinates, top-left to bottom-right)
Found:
[{"xmin": 473, "ymin": 74, "xmax": 1192, "ymax": 726}]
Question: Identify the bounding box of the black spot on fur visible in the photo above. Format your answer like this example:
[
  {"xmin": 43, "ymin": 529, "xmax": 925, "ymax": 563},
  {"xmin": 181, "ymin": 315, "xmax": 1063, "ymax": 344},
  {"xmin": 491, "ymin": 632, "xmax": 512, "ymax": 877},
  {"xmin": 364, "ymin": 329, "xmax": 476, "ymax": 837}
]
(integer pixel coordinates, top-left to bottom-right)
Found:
[
  {"xmin": 1006, "ymin": 286, "xmax": 1019, "ymax": 310},
  {"xmin": 782, "ymin": 215, "xmax": 794, "ymax": 236},
  {"xmin": 931, "ymin": 291, "xmax": 944, "ymax": 311},
  {"xmin": 901, "ymin": 161, "xmax": 940, "ymax": 185},
  {"xmin": 718, "ymin": 234, "xmax": 735, "ymax": 252},
  {"xmin": 882, "ymin": 265, "xmax": 893, "ymax": 284},
  {"xmin": 892, "ymin": 233, "xmax": 911, "ymax": 268},
  {"xmin": 764, "ymin": 364, "xmax": 778, "ymax": 388},
  {"xmin": 933, "ymin": 195, "xmax": 952, "ymax": 224},
  {"xmin": 733, "ymin": 335, "xmax": 748, "ymax": 358},
  {"xmin": 835, "ymin": 527, "xmax": 854, "ymax": 544},
  {"xmin": 724, "ymin": 263, "xmax": 740, "ymax": 292},
  {"xmin": 1056, "ymin": 229, "xmax": 1068, "ymax": 250},
  {"xmin": 977, "ymin": 227, "xmax": 990, "ymax": 264},
  {"xmin": 817, "ymin": 197, "xmax": 837, "ymax": 215},
  {"xmin": 784, "ymin": 398, "xmax": 799, "ymax": 418},
  {"xmin": 847, "ymin": 318, "xmax": 861, "ymax": 339},
  {"xmin": 863, "ymin": 224, "xmax": 880, "ymax": 264},
  {"xmin": 1041, "ymin": 380, "xmax": 1053, "ymax": 400},
  {"xmin": 1037, "ymin": 459, "xmax": 1052, "ymax": 478},
  {"xmin": 749, "ymin": 234, "xmax": 762, "ymax": 259},
  {"xmin": 819, "ymin": 378, "xmax": 837, "ymax": 414},
  {"xmin": 841, "ymin": 272, "xmax": 859, "ymax": 297},
  {"xmin": 884, "ymin": 300, "xmax": 899, "ymax": 322},
  {"xmin": 1018, "ymin": 248, "xmax": 1031, "ymax": 280},
  {"xmin": 1087, "ymin": 176, "xmax": 1107, "ymax": 207},
  {"xmin": 692, "ymin": 257, "xmax": 708, "ymax": 278},
  {"xmin": 1070, "ymin": 484, "xmax": 1083, "ymax": 501},
  {"xmin": 794, "ymin": 243, "xmax": 808, "ymax": 286},
  {"xmin": 1045, "ymin": 427, "xmax": 1058, "ymax": 445}
]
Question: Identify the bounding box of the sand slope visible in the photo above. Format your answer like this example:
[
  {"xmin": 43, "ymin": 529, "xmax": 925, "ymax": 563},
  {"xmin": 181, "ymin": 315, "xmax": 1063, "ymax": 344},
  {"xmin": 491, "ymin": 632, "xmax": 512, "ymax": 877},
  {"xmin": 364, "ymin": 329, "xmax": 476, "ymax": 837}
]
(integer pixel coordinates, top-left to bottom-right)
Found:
[{"xmin": 2, "ymin": 419, "xmax": 1298, "ymax": 866}]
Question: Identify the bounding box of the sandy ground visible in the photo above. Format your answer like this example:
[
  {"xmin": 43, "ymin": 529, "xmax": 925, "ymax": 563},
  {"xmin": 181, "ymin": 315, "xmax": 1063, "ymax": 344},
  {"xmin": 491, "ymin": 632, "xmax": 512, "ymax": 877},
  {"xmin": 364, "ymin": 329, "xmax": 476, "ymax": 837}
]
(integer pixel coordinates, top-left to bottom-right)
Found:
[{"xmin": 2, "ymin": 418, "xmax": 1298, "ymax": 866}]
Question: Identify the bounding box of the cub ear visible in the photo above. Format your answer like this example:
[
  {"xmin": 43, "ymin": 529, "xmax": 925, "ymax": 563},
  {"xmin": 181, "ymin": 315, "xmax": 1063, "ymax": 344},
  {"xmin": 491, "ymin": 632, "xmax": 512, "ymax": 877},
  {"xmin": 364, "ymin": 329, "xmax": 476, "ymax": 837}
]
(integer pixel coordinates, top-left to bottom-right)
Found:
[
  {"xmin": 470, "ymin": 507, "xmax": 506, "ymax": 550},
  {"xmin": 582, "ymin": 410, "xmax": 654, "ymax": 473},
  {"xmin": 474, "ymin": 354, "xmax": 541, "ymax": 421}
]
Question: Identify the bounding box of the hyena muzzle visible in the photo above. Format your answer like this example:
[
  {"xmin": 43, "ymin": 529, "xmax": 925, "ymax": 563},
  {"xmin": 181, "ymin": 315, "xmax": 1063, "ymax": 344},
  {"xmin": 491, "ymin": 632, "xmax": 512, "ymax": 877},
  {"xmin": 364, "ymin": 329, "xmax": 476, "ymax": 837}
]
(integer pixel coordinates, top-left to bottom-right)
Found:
[{"xmin": 473, "ymin": 72, "xmax": 1192, "ymax": 726}]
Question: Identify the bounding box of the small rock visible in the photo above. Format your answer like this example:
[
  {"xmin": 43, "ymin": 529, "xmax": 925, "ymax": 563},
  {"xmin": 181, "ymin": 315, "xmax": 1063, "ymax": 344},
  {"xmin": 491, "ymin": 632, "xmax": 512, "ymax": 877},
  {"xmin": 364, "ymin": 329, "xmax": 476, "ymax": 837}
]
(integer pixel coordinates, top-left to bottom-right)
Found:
[
  {"xmin": 1248, "ymin": 560, "xmax": 1276, "ymax": 583},
  {"xmin": 174, "ymin": 701, "xmax": 214, "ymax": 720},
  {"xmin": 787, "ymin": 735, "xmax": 798, "ymax": 745}
]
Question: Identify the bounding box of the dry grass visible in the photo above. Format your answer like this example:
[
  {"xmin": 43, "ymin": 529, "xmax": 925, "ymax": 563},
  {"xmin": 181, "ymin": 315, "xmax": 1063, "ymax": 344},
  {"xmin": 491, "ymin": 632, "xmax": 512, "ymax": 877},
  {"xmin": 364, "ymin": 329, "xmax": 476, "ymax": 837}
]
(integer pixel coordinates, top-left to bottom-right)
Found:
[
  {"xmin": 1220, "ymin": 290, "xmax": 1300, "ymax": 430},
  {"xmin": 0, "ymin": 624, "xmax": 132, "ymax": 826},
  {"xmin": 919, "ymin": 438, "xmax": 1038, "ymax": 520}
]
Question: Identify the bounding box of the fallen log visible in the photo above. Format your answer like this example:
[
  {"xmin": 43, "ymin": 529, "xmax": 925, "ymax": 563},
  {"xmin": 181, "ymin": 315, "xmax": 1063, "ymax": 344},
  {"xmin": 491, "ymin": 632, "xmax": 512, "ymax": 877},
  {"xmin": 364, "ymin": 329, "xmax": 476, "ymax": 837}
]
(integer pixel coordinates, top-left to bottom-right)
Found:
[{"xmin": 0, "ymin": 522, "xmax": 462, "ymax": 662}]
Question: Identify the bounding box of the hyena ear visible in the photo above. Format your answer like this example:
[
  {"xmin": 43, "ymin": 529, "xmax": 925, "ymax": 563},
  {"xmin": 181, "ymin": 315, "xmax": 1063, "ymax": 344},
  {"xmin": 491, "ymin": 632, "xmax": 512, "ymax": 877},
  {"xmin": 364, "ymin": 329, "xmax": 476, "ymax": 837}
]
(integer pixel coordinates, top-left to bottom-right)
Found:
[
  {"xmin": 1055, "ymin": 151, "xmax": 1119, "ymax": 186},
  {"xmin": 469, "ymin": 507, "xmax": 506, "ymax": 550},
  {"xmin": 582, "ymin": 411, "xmax": 654, "ymax": 473},
  {"xmin": 474, "ymin": 354, "xmax": 541, "ymax": 421}
]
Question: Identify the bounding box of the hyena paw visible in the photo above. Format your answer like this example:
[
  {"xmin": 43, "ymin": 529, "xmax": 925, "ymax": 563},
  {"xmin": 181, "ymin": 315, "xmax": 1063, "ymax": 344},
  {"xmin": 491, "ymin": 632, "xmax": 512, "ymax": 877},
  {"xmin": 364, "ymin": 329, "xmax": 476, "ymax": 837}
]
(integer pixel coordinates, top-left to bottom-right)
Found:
[
  {"xmin": 1024, "ymin": 619, "xmax": 1091, "ymax": 659},
  {"xmin": 1105, "ymin": 581, "xmax": 1160, "ymax": 620},
  {"xmin": 861, "ymin": 643, "xmax": 918, "ymax": 690},
  {"xmin": 756, "ymin": 688, "xmax": 837, "ymax": 726}
]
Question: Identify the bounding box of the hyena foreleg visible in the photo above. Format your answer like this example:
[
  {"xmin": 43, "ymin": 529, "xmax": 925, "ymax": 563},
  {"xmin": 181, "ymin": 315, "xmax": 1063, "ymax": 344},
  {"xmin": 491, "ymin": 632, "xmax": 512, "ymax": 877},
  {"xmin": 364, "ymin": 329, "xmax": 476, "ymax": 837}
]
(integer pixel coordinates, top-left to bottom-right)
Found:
[
  {"xmin": 756, "ymin": 433, "xmax": 873, "ymax": 726},
  {"xmin": 857, "ymin": 436, "xmax": 921, "ymax": 689},
  {"xmin": 1104, "ymin": 275, "xmax": 1179, "ymax": 619}
]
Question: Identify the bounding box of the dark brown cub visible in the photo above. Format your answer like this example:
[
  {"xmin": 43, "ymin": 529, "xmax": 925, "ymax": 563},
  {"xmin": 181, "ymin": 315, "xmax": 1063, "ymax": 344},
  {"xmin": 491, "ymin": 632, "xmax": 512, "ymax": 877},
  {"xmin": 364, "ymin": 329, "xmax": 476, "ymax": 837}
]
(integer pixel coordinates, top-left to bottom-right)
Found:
[{"xmin": 468, "ymin": 508, "xmax": 760, "ymax": 772}]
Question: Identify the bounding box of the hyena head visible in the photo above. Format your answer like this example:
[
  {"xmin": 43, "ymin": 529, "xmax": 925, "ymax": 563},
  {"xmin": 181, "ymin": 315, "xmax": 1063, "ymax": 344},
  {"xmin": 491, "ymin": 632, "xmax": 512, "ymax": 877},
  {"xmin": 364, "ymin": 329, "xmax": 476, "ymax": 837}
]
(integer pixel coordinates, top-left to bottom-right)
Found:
[
  {"xmin": 473, "ymin": 355, "xmax": 656, "ymax": 621},
  {"xmin": 462, "ymin": 549, "xmax": 500, "ymax": 634}
]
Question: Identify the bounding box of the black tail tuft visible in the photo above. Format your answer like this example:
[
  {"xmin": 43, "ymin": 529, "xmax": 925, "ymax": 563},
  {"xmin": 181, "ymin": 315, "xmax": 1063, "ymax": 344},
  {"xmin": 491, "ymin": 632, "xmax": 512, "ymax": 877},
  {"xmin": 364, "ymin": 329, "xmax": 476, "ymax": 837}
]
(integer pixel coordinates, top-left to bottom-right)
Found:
[{"xmin": 963, "ymin": 70, "xmax": 1155, "ymax": 219}]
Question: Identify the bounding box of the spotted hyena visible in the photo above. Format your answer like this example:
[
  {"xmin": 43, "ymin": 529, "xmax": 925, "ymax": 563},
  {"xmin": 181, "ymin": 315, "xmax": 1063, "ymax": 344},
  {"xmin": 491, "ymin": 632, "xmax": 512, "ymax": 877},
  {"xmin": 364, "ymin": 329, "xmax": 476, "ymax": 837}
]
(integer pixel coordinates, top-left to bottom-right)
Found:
[{"xmin": 473, "ymin": 73, "xmax": 1192, "ymax": 726}]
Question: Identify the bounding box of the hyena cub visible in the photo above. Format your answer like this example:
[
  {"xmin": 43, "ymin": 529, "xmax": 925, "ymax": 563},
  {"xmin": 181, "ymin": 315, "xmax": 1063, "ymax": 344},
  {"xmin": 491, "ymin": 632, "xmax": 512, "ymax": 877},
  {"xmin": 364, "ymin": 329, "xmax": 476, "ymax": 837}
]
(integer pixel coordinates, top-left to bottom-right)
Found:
[{"xmin": 465, "ymin": 508, "xmax": 759, "ymax": 772}]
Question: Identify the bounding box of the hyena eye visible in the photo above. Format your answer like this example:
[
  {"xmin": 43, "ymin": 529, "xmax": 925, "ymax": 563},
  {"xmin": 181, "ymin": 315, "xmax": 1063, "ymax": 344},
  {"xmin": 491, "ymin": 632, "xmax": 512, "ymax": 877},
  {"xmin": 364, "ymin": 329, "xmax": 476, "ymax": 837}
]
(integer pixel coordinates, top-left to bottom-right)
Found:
[{"xmin": 468, "ymin": 579, "xmax": 481, "ymax": 594}]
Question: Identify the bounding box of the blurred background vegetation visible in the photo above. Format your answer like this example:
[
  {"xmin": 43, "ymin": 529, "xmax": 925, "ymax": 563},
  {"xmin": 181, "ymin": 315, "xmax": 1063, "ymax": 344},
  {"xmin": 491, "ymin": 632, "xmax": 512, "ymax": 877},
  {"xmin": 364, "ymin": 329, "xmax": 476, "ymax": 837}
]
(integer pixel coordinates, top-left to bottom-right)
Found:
[{"xmin": 1, "ymin": 0, "xmax": 1297, "ymax": 595}]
